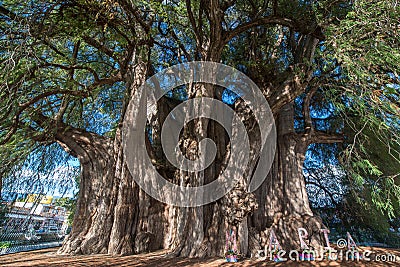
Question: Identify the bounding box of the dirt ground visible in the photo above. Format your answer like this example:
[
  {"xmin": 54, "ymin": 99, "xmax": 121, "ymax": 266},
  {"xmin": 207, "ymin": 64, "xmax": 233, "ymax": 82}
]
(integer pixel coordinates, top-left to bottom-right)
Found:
[{"xmin": 0, "ymin": 247, "xmax": 399, "ymax": 267}]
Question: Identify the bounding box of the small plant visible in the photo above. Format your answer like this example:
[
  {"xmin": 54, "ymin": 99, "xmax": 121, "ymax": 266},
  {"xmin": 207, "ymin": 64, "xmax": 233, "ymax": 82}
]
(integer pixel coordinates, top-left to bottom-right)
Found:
[
  {"xmin": 225, "ymin": 249, "xmax": 236, "ymax": 255},
  {"xmin": 0, "ymin": 241, "xmax": 11, "ymax": 249}
]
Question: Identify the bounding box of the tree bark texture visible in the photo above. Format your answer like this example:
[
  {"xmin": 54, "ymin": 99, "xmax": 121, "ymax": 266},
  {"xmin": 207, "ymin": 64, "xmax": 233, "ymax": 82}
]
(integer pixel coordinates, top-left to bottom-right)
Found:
[
  {"xmin": 59, "ymin": 58, "xmax": 169, "ymax": 255},
  {"xmin": 58, "ymin": 1, "xmax": 330, "ymax": 257}
]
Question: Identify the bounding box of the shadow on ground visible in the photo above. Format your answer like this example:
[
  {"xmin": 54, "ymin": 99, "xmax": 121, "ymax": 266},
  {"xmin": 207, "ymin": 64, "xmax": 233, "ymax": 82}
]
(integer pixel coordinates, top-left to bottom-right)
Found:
[{"xmin": 0, "ymin": 247, "xmax": 398, "ymax": 266}]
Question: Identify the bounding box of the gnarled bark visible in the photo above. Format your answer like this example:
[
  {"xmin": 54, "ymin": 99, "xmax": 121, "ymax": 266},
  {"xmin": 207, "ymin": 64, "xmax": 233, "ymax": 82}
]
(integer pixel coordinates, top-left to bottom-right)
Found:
[
  {"xmin": 56, "ymin": 1, "xmax": 337, "ymax": 258},
  {"xmin": 56, "ymin": 129, "xmax": 117, "ymax": 255},
  {"xmin": 58, "ymin": 58, "xmax": 170, "ymax": 255},
  {"xmin": 263, "ymin": 103, "xmax": 324, "ymax": 251}
]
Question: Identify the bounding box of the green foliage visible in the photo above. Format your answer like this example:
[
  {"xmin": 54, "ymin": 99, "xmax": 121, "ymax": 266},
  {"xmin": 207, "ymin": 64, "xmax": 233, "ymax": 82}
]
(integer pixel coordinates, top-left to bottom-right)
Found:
[
  {"xmin": 320, "ymin": 0, "xmax": 400, "ymax": 219},
  {"xmin": 340, "ymin": 187, "xmax": 400, "ymax": 246},
  {"xmin": 0, "ymin": 241, "xmax": 11, "ymax": 249},
  {"xmin": 55, "ymin": 197, "xmax": 76, "ymax": 226},
  {"xmin": 0, "ymin": 0, "xmax": 134, "ymax": 187},
  {"xmin": 341, "ymin": 117, "xmax": 400, "ymax": 219}
]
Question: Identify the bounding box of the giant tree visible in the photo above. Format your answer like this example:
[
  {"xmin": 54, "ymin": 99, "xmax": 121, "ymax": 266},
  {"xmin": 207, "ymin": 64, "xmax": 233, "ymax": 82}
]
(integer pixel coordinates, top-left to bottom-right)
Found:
[{"xmin": 1, "ymin": 0, "xmax": 399, "ymax": 258}]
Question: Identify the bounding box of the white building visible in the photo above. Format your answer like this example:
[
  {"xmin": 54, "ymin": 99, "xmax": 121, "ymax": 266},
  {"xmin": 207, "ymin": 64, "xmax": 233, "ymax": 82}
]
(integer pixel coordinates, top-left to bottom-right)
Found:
[{"xmin": 3, "ymin": 198, "xmax": 68, "ymax": 233}]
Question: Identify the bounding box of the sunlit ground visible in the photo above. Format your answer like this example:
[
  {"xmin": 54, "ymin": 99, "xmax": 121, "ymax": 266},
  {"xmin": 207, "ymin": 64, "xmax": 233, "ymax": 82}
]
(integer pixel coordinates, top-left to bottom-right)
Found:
[{"xmin": 0, "ymin": 247, "xmax": 399, "ymax": 266}]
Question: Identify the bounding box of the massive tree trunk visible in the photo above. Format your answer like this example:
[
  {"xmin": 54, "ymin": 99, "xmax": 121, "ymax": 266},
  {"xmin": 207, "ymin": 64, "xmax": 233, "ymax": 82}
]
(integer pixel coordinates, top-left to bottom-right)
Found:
[
  {"xmin": 262, "ymin": 103, "xmax": 325, "ymax": 251},
  {"xmin": 163, "ymin": 0, "xmax": 230, "ymax": 257},
  {"xmin": 57, "ymin": 1, "xmax": 333, "ymax": 257},
  {"xmin": 58, "ymin": 56, "xmax": 170, "ymax": 255},
  {"xmin": 141, "ymin": 2, "xmax": 325, "ymax": 257},
  {"xmin": 232, "ymin": 100, "xmax": 325, "ymax": 257},
  {"xmin": 57, "ymin": 60, "xmax": 327, "ymax": 259},
  {"xmin": 55, "ymin": 129, "xmax": 117, "ymax": 254},
  {"xmin": 166, "ymin": 86, "xmax": 257, "ymax": 258}
]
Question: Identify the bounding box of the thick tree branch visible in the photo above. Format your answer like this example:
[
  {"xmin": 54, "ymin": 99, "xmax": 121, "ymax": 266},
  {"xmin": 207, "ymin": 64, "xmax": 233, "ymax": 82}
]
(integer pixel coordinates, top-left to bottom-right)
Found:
[
  {"xmin": 273, "ymin": 0, "xmax": 278, "ymax": 15},
  {"xmin": 185, "ymin": 0, "xmax": 200, "ymax": 44},
  {"xmin": 41, "ymin": 38, "xmax": 68, "ymax": 58},
  {"xmin": 270, "ymin": 34, "xmax": 319, "ymax": 113},
  {"xmin": 223, "ymin": 15, "xmax": 324, "ymax": 45},
  {"xmin": 32, "ymin": 113, "xmax": 111, "ymax": 160},
  {"xmin": 116, "ymin": 0, "xmax": 151, "ymax": 32},
  {"xmin": 0, "ymin": 72, "xmax": 121, "ymax": 146},
  {"xmin": 170, "ymin": 29, "xmax": 192, "ymax": 61},
  {"xmin": 0, "ymin": 5, "xmax": 17, "ymax": 20},
  {"xmin": 82, "ymin": 36, "xmax": 116, "ymax": 59},
  {"xmin": 303, "ymin": 86, "xmax": 319, "ymax": 133},
  {"xmin": 305, "ymin": 180, "xmax": 338, "ymax": 206},
  {"xmin": 0, "ymin": 119, "xmax": 19, "ymax": 146},
  {"xmin": 225, "ymin": 17, "xmax": 297, "ymax": 44},
  {"xmin": 201, "ymin": 0, "xmax": 225, "ymax": 60},
  {"xmin": 38, "ymin": 62, "xmax": 101, "ymax": 82},
  {"xmin": 220, "ymin": 0, "xmax": 237, "ymax": 11},
  {"xmin": 268, "ymin": 71, "xmax": 304, "ymax": 113},
  {"xmin": 1, "ymin": 88, "xmax": 84, "ymax": 146},
  {"xmin": 309, "ymin": 131, "xmax": 344, "ymax": 144},
  {"xmin": 197, "ymin": 0, "xmax": 204, "ymax": 48}
]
